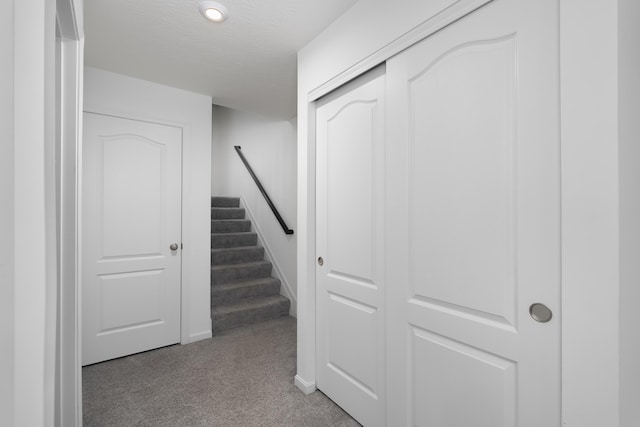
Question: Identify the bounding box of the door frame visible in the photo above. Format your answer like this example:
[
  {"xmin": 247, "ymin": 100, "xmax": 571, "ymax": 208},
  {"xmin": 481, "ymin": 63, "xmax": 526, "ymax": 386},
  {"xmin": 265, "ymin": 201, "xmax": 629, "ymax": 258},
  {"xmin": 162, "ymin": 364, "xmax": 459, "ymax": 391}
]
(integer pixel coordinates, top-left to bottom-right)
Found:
[
  {"xmin": 56, "ymin": 0, "xmax": 84, "ymax": 425},
  {"xmin": 296, "ymin": 0, "xmax": 626, "ymax": 424}
]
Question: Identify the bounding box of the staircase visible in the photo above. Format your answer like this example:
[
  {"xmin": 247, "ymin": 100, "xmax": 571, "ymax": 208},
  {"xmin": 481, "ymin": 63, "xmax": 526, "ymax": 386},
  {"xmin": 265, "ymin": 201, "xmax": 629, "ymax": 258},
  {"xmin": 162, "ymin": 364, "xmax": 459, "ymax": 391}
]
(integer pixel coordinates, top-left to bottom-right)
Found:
[{"xmin": 210, "ymin": 196, "xmax": 290, "ymax": 334}]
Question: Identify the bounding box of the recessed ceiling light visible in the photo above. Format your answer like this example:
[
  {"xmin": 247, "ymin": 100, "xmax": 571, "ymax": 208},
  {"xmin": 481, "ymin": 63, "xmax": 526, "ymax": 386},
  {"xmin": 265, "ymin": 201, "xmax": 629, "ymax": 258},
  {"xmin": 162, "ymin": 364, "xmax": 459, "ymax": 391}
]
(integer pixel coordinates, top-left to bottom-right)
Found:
[{"xmin": 199, "ymin": 1, "xmax": 227, "ymax": 22}]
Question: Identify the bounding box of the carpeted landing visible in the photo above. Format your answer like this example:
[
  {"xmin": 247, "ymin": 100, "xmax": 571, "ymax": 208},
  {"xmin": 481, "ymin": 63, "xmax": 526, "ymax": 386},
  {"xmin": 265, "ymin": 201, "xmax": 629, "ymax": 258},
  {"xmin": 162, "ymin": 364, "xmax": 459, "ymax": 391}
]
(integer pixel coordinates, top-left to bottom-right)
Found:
[{"xmin": 82, "ymin": 316, "xmax": 360, "ymax": 427}]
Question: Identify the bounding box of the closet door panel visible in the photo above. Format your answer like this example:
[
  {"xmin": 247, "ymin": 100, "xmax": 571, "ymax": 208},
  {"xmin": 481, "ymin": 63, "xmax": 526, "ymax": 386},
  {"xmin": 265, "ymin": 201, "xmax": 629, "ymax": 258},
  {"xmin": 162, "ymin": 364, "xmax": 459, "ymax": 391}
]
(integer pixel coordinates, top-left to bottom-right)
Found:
[
  {"xmin": 386, "ymin": 0, "xmax": 560, "ymax": 425},
  {"xmin": 316, "ymin": 69, "xmax": 386, "ymax": 427}
]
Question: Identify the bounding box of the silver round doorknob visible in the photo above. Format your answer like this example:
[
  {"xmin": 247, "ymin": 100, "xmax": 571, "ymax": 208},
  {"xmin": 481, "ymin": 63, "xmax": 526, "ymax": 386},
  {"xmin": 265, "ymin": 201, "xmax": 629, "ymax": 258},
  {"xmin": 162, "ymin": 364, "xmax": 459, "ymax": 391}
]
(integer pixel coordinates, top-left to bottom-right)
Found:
[
  {"xmin": 170, "ymin": 243, "xmax": 179, "ymax": 251},
  {"xmin": 529, "ymin": 303, "xmax": 552, "ymax": 323}
]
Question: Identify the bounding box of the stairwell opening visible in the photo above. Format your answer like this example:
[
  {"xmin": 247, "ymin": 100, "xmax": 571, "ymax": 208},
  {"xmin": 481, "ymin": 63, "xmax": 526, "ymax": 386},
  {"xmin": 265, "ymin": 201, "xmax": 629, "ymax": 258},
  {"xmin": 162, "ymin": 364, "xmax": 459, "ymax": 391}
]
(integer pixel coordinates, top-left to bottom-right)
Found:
[{"xmin": 210, "ymin": 196, "xmax": 291, "ymax": 333}]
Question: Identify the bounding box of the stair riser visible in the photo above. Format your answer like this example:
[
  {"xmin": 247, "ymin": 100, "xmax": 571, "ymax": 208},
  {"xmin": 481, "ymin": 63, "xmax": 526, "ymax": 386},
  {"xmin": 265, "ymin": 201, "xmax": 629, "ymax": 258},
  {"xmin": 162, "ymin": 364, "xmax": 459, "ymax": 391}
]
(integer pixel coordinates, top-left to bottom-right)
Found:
[
  {"xmin": 211, "ymin": 281, "xmax": 281, "ymax": 307},
  {"xmin": 211, "ymin": 263, "xmax": 272, "ymax": 284},
  {"xmin": 211, "ymin": 208, "xmax": 245, "ymax": 220},
  {"xmin": 211, "ymin": 247, "xmax": 264, "ymax": 265},
  {"xmin": 211, "ymin": 220, "xmax": 251, "ymax": 233},
  {"xmin": 211, "ymin": 197, "xmax": 240, "ymax": 208},
  {"xmin": 211, "ymin": 233, "xmax": 257, "ymax": 248},
  {"xmin": 212, "ymin": 300, "xmax": 290, "ymax": 334}
]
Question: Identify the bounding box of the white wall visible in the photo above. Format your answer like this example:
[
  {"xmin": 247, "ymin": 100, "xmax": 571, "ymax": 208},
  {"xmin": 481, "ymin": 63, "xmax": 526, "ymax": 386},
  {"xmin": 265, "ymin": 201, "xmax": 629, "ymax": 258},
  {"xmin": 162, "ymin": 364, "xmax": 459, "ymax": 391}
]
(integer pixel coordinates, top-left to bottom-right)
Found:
[
  {"xmin": 211, "ymin": 105, "xmax": 297, "ymax": 312},
  {"xmin": 0, "ymin": 2, "xmax": 15, "ymax": 425},
  {"xmin": 297, "ymin": 0, "xmax": 639, "ymax": 424},
  {"xmin": 84, "ymin": 67, "xmax": 213, "ymax": 343},
  {"xmin": 9, "ymin": 0, "xmax": 59, "ymax": 424},
  {"xmin": 618, "ymin": 1, "xmax": 640, "ymax": 425},
  {"xmin": 5, "ymin": 1, "xmax": 84, "ymax": 425}
]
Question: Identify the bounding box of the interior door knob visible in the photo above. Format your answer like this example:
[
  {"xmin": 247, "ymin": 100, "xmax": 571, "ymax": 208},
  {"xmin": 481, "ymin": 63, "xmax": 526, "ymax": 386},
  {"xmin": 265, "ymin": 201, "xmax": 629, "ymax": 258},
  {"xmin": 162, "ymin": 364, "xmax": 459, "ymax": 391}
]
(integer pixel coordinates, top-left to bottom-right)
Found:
[
  {"xmin": 529, "ymin": 303, "xmax": 552, "ymax": 323},
  {"xmin": 170, "ymin": 243, "xmax": 179, "ymax": 251},
  {"xmin": 317, "ymin": 257, "xmax": 324, "ymax": 266}
]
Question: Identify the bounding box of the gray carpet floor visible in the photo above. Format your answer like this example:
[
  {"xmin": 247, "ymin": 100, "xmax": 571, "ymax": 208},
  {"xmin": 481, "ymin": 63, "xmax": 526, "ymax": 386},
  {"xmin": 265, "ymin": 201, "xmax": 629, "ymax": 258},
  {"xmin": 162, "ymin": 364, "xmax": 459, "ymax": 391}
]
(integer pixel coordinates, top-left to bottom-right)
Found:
[{"xmin": 83, "ymin": 316, "xmax": 360, "ymax": 426}]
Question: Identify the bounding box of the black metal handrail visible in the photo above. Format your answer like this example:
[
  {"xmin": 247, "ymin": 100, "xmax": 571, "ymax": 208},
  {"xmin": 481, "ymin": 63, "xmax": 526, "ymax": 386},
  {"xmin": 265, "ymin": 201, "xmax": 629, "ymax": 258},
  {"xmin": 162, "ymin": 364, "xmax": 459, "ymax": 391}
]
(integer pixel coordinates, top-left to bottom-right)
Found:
[{"xmin": 234, "ymin": 146, "xmax": 294, "ymax": 235}]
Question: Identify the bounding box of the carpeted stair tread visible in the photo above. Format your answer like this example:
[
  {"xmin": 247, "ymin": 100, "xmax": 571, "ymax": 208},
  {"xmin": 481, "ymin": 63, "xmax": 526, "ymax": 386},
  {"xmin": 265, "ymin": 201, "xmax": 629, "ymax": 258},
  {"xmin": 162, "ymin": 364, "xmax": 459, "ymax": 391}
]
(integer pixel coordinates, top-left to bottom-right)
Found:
[
  {"xmin": 211, "ymin": 277, "xmax": 281, "ymax": 307},
  {"xmin": 211, "ymin": 246, "xmax": 265, "ymax": 265},
  {"xmin": 212, "ymin": 295, "xmax": 288, "ymax": 315},
  {"xmin": 211, "ymin": 207, "xmax": 246, "ymax": 220},
  {"xmin": 211, "ymin": 196, "xmax": 240, "ymax": 208},
  {"xmin": 211, "ymin": 260, "xmax": 272, "ymax": 284},
  {"xmin": 211, "ymin": 295, "xmax": 290, "ymax": 333},
  {"xmin": 211, "ymin": 232, "xmax": 258, "ymax": 248},
  {"xmin": 211, "ymin": 219, "xmax": 251, "ymax": 233}
]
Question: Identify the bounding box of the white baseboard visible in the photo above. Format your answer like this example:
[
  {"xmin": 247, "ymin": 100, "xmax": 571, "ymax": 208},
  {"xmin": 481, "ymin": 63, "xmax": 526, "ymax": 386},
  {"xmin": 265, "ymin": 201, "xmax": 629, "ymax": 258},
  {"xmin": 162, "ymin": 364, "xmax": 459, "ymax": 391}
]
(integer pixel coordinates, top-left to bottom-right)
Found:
[
  {"xmin": 187, "ymin": 329, "xmax": 212, "ymax": 343},
  {"xmin": 294, "ymin": 375, "xmax": 317, "ymax": 395},
  {"xmin": 239, "ymin": 195, "xmax": 298, "ymax": 318}
]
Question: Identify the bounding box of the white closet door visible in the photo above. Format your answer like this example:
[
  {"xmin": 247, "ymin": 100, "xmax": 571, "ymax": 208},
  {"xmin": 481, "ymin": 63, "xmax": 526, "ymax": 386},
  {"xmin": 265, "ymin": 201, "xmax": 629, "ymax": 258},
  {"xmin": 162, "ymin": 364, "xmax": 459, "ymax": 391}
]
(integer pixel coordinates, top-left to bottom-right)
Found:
[
  {"xmin": 82, "ymin": 113, "xmax": 182, "ymax": 365},
  {"xmin": 386, "ymin": 0, "xmax": 561, "ymax": 425},
  {"xmin": 316, "ymin": 69, "xmax": 386, "ymax": 426}
]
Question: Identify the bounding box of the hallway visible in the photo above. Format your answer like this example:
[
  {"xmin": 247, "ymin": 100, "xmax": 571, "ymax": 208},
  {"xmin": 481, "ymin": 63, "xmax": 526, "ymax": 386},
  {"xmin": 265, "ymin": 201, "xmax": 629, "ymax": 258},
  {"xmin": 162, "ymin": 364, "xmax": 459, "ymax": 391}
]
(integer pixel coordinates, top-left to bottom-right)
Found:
[{"xmin": 83, "ymin": 317, "xmax": 358, "ymax": 426}]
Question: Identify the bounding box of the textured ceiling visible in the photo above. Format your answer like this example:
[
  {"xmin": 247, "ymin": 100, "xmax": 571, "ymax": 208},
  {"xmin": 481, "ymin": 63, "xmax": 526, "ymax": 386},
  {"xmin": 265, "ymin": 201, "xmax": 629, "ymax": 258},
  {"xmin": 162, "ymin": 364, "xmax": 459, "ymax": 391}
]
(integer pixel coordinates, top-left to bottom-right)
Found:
[{"xmin": 84, "ymin": 0, "xmax": 358, "ymax": 119}]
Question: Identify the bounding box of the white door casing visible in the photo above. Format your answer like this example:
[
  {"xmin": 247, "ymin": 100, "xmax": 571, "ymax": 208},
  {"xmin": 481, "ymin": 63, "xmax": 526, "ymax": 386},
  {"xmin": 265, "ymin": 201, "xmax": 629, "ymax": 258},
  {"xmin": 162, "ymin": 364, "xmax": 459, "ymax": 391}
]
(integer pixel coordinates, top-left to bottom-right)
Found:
[
  {"xmin": 315, "ymin": 68, "xmax": 386, "ymax": 426},
  {"xmin": 82, "ymin": 113, "xmax": 183, "ymax": 365},
  {"xmin": 386, "ymin": 0, "xmax": 560, "ymax": 425}
]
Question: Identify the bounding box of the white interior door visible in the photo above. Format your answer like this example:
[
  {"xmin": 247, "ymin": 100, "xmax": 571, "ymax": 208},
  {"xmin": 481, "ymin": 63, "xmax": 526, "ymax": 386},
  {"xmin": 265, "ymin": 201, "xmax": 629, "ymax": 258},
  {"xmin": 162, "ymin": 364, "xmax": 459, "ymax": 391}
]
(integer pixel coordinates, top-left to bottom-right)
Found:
[
  {"xmin": 316, "ymin": 68, "xmax": 386, "ymax": 426},
  {"xmin": 82, "ymin": 113, "xmax": 182, "ymax": 366},
  {"xmin": 386, "ymin": 0, "xmax": 560, "ymax": 425}
]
